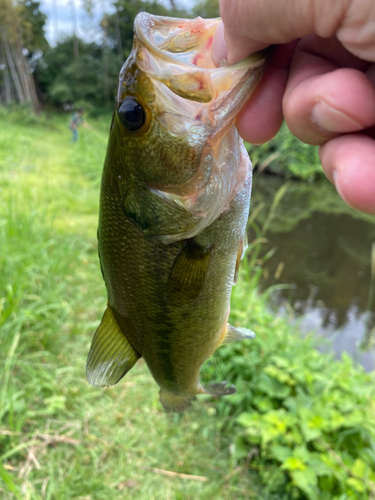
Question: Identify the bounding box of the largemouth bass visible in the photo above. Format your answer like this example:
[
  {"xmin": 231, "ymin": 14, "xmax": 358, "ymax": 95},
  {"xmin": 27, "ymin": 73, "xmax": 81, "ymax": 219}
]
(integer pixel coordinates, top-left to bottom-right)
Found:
[{"xmin": 87, "ymin": 13, "xmax": 266, "ymax": 412}]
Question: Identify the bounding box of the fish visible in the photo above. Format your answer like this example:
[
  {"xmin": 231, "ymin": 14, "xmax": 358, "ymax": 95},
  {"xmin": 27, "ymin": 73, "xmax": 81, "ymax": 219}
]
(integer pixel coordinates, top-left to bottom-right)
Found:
[{"xmin": 86, "ymin": 13, "xmax": 266, "ymax": 412}]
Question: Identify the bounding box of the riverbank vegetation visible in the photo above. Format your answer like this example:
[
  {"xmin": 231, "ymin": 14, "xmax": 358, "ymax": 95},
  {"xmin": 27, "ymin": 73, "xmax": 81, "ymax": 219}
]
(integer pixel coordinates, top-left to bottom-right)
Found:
[
  {"xmin": 1, "ymin": 1, "xmax": 375, "ymax": 499},
  {"xmin": 1, "ymin": 107, "xmax": 374, "ymax": 499},
  {"xmin": 246, "ymin": 125, "xmax": 324, "ymax": 182}
]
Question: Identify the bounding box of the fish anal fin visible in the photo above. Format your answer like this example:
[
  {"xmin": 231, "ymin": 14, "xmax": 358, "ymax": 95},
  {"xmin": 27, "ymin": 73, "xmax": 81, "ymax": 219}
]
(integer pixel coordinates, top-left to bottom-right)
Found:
[
  {"xmin": 86, "ymin": 305, "xmax": 140, "ymax": 387},
  {"xmin": 167, "ymin": 240, "xmax": 211, "ymax": 301},
  {"xmin": 159, "ymin": 390, "xmax": 196, "ymax": 413},
  {"xmin": 222, "ymin": 324, "xmax": 256, "ymax": 344},
  {"xmin": 205, "ymin": 381, "xmax": 236, "ymax": 396}
]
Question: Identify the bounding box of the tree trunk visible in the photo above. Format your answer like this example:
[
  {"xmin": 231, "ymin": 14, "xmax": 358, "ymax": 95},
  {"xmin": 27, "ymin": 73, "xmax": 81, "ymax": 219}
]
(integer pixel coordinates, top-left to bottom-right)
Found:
[
  {"xmin": 1, "ymin": 45, "xmax": 12, "ymax": 103},
  {"xmin": 3, "ymin": 32, "xmax": 25, "ymax": 103},
  {"xmin": 14, "ymin": 32, "xmax": 31, "ymax": 102},
  {"xmin": 0, "ymin": 2, "xmax": 40, "ymax": 111}
]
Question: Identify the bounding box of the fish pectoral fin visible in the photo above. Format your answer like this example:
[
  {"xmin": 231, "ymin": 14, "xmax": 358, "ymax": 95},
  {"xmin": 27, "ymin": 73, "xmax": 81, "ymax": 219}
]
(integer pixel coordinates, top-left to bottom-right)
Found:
[
  {"xmin": 167, "ymin": 240, "xmax": 211, "ymax": 301},
  {"xmin": 86, "ymin": 305, "xmax": 140, "ymax": 387},
  {"xmin": 122, "ymin": 184, "xmax": 198, "ymax": 239},
  {"xmin": 222, "ymin": 324, "xmax": 256, "ymax": 344},
  {"xmin": 159, "ymin": 390, "xmax": 196, "ymax": 413},
  {"xmin": 205, "ymin": 381, "xmax": 236, "ymax": 396}
]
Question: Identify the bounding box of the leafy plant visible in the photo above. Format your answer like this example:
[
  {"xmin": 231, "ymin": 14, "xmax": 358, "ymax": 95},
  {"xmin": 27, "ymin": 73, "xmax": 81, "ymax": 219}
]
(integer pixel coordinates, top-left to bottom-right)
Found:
[
  {"xmin": 246, "ymin": 123, "xmax": 323, "ymax": 182},
  {"xmin": 202, "ymin": 235, "xmax": 375, "ymax": 500}
]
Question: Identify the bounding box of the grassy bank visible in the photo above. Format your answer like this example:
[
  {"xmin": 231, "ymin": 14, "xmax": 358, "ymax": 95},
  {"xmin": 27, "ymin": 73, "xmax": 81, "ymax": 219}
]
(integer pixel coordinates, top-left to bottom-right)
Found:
[
  {"xmin": 0, "ymin": 108, "xmax": 261, "ymax": 499},
  {"xmin": 1, "ymin": 108, "xmax": 374, "ymax": 500}
]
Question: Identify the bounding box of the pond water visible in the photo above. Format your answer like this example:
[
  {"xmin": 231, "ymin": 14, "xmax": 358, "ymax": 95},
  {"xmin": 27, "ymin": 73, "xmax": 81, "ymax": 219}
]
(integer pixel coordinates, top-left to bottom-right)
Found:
[{"xmin": 249, "ymin": 173, "xmax": 375, "ymax": 371}]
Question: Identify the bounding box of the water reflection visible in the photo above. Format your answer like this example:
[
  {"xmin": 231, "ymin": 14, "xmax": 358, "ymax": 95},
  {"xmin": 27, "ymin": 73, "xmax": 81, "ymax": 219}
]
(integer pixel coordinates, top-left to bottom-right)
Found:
[{"xmin": 250, "ymin": 174, "xmax": 375, "ymax": 371}]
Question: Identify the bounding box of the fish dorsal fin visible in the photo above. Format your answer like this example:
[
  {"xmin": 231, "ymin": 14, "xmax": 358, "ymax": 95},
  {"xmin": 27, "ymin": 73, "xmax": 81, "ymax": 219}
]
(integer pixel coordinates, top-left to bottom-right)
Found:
[
  {"xmin": 167, "ymin": 241, "xmax": 211, "ymax": 301},
  {"xmin": 222, "ymin": 325, "xmax": 256, "ymax": 345},
  {"xmin": 86, "ymin": 306, "xmax": 140, "ymax": 387}
]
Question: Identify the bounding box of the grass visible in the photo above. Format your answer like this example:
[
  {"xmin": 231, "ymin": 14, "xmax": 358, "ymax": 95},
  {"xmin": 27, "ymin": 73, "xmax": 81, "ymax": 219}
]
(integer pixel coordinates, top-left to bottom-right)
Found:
[
  {"xmin": 0, "ymin": 107, "xmax": 264, "ymax": 499},
  {"xmin": 1, "ymin": 106, "xmax": 374, "ymax": 500}
]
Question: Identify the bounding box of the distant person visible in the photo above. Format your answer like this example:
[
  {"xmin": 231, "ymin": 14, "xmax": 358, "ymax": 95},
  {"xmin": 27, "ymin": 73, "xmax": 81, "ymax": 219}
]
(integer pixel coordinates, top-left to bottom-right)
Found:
[
  {"xmin": 212, "ymin": 0, "xmax": 375, "ymax": 215},
  {"xmin": 69, "ymin": 108, "xmax": 91, "ymax": 142}
]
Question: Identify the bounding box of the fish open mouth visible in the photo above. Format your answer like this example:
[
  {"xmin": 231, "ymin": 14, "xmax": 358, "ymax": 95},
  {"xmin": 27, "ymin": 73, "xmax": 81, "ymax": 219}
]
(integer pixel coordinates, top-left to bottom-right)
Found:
[
  {"xmin": 134, "ymin": 13, "xmax": 266, "ymax": 104},
  {"xmin": 117, "ymin": 13, "xmax": 268, "ymax": 243}
]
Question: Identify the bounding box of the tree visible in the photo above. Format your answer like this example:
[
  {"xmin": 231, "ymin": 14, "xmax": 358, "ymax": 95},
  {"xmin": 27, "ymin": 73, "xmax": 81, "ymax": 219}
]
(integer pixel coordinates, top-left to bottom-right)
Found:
[
  {"xmin": 34, "ymin": 37, "xmax": 120, "ymax": 112},
  {"xmin": 192, "ymin": 0, "xmax": 220, "ymax": 18},
  {"xmin": 104, "ymin": 0, "xmax": 187, "ymax": 61},
  {"xmin": 0, "ymin": 0, "xmax": 43, "ymax": 110},
  {"xmin": 18, "ymin": 0, "xmax": 48, "ymax": 56}
]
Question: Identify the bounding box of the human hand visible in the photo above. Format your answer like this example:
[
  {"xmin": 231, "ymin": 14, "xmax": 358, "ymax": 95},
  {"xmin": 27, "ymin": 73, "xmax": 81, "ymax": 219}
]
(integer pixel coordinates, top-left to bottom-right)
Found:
[{"xmin": 212, "ymin": 0, "xmax": 375, "ymax": 214}]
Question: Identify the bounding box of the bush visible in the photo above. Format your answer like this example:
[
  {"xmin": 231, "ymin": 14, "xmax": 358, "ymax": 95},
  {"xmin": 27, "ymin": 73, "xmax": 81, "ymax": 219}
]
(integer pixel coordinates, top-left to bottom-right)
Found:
[
  {"xmin": 203, "ymin": 254, "xmax": 375, "ymax": 500},
  {"xmin": 246, "ymin": 124, "xmax": 324, "ymax": 182}
]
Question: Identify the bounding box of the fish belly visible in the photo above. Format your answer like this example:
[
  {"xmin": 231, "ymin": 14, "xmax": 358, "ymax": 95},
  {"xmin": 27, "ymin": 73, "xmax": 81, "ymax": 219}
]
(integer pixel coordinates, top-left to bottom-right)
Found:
[{"xmin": 98, "ymin": 160, "xmax": 251, "ymax": 399}]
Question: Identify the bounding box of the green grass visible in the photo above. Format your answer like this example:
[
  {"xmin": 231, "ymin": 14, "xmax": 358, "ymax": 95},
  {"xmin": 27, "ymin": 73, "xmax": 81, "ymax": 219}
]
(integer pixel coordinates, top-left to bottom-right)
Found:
[
  {"xmin": 1, "ymin": 106, "xmax": 374, "ymax": 500},
  {"xmin": 0, "ymin": 107, "xmax": 263, "ymax": 499}
]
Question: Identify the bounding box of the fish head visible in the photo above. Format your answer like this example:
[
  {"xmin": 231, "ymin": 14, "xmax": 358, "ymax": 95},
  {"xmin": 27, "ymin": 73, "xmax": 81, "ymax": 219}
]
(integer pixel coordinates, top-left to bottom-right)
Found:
[{"xmin": 109, "ymin": 13, "xmax": 267, "ymax": 241}]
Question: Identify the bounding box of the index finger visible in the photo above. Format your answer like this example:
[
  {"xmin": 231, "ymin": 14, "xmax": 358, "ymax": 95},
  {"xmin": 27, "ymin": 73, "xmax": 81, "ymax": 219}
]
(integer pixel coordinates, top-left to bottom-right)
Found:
[{"xmin": 218, "ymin": 0, "xmax": 354, "ymax": 64}]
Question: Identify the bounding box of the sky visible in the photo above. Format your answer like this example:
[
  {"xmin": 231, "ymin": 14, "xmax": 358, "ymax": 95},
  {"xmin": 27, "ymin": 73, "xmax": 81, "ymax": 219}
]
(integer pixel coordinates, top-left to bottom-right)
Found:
[
  {"xmin": 39, "ymin": 0, "xmax": 115, "ymax": 45},
  {"xmin": 38, "ymin": 0, "xmax": 193, "ymax": 46}
]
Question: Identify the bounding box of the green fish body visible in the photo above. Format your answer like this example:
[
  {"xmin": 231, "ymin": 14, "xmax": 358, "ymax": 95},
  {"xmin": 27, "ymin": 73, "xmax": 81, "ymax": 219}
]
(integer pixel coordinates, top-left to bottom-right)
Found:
[{"xmin": 87, "ymin": 13, "xmax": 266, "ymax": 412}]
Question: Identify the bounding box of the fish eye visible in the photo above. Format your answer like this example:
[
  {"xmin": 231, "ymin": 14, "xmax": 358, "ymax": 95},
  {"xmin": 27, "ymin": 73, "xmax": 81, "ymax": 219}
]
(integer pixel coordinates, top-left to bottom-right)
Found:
[{"xmin": 117, "ymin": 98, "xmax": 146, "ymax": 132}]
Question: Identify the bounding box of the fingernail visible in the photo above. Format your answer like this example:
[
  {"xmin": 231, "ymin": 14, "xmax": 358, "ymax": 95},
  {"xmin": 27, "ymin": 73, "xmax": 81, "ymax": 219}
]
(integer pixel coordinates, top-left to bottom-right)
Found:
[
  {"xmin": 332, "ymin": 170, "xmax": 354, "ymax": 209},
  {"xmin": 311, "ymin": 101, "xmax": 363, "ymax": 133},
  {"xmin": 212, "ymin": 21, "xmax": 228, "ymax": 67}
]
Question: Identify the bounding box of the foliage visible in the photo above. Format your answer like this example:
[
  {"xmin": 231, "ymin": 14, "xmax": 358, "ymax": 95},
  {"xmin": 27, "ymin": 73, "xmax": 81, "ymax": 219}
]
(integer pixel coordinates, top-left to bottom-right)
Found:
[
  {"xmin": 192, "ymin": 0, "xmax": 220, "ymax": 18},
  {"xmin": 34, "ymin": 38, "xmax": 120, "ymax": 112},
  {"xmin": 246, "ymin": 123, "xmax": 324, "ymax": 181},
  {"xmin": 250, "ymin": 173, "xmax": 375, "ymax": 235},
  {"xmin": 202, "ymin": 202, "xmax": 375, "ymax": 500},
  {"xmin": 0, "ymin": 108, "xmax": 265, "ymax": 499},
  {"xmin": 1, "ymin": 108, "xmax": 375, "ymax": 500},
  {"xmin": 17, "ymin": 0, "xmax": 48, "ymax": 56},
  {"xmin": 105, "ymin": 0, "xmax": 186, "ymax": 60},
  {"xmin": 32, "ymin": 0, "xmax": 189, "ymax": 111}
]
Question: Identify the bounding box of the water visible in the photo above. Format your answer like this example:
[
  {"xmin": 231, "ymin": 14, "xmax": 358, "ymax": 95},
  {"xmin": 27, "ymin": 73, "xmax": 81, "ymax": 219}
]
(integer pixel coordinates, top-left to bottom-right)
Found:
[{"xmin": 250, "ymin": 173, "xmax": 375, "ymax": 371}]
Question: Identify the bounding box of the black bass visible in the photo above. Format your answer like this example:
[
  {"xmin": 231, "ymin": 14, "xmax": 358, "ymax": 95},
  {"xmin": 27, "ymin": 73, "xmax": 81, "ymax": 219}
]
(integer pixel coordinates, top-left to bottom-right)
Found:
[{"xmin": 87, "ymin": 13, "xmax": 266, "ymax": 412}]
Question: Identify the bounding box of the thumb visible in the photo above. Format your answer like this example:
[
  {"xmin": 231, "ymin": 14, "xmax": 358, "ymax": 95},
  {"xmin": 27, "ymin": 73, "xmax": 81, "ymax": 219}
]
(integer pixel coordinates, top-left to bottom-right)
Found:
[{"xmin": 214, "ymin": 0, "xmax": 348, "ymax": 65}]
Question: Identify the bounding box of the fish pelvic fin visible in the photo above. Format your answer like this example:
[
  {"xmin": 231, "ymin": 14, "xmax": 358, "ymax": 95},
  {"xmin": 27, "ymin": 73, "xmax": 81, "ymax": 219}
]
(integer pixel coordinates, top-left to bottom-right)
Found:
[
  {"xmin": 204, "ymin": 381, "xmax": 236, "ymax": 396},
  {"xmin": 159, "ymin": 390, "xmax": 196, "ymax": 413},
  {"xmin": 86, "ymin": 305, "xmax": 140, "ymax": 387},
  {"xmin": 222, "ymin": 325, "xmax": 256, "ymax": 345}
]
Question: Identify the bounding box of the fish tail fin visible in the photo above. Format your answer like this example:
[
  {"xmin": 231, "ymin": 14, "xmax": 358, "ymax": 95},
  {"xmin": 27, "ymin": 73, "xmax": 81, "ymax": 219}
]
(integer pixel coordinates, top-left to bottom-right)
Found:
[{"xmin": 159, "ymin": 390, "xmax": 196, "ymax": 413}]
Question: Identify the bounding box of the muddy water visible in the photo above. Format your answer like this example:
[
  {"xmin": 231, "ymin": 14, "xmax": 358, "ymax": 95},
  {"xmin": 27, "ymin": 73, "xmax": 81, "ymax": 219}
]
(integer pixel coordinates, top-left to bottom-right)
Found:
[{"xmin": 249, "ymin": 174, "xmax": 375, "ymax": 371}]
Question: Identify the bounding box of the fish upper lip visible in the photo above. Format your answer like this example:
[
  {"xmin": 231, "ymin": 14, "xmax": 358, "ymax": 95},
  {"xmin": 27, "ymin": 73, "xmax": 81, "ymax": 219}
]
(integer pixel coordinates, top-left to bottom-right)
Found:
[
  {"xmin": 134, "ymin": 12, "xmax": 265, "ymax": 74},
  {"xmin": 133, "ymin": 13, "xmax": 266, "ymax": 105}
]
